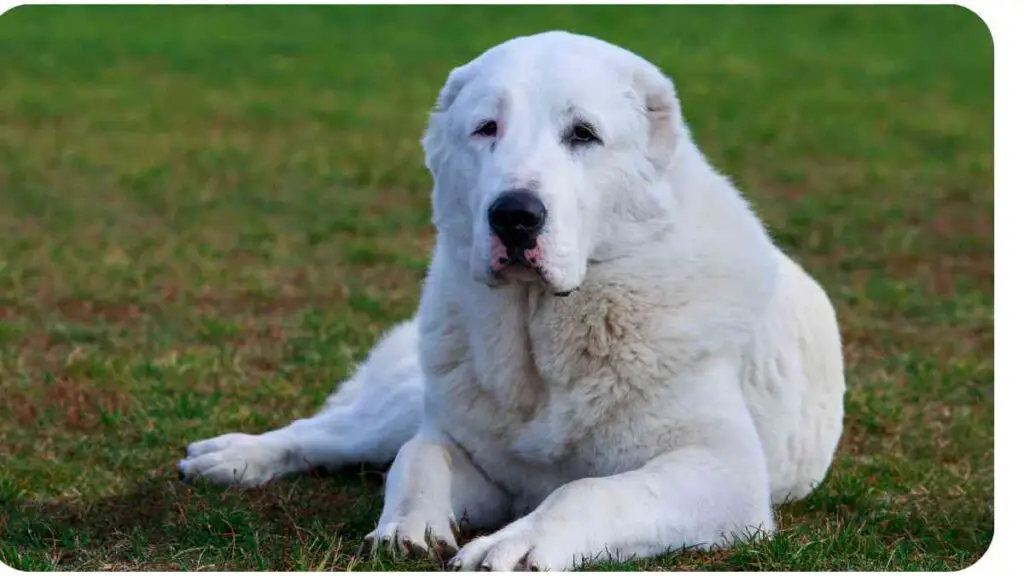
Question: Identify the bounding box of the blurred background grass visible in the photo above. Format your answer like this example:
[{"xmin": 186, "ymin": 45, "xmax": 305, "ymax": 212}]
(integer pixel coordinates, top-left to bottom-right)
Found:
[{"xmin": 0, "ymin": 5, "xmax": 992, "ymax": 571}]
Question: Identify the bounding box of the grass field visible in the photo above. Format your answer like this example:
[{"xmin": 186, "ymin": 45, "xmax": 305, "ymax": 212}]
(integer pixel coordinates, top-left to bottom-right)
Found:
[{"xmin": 0, "ymin": 5, "xmax": 993, "ymax": 571}]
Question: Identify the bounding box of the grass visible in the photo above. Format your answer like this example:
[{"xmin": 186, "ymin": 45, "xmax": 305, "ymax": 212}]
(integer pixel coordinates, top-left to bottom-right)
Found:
[{"xmin": 0, "ymin": 4, "xmax": 993, "ymax": 571}]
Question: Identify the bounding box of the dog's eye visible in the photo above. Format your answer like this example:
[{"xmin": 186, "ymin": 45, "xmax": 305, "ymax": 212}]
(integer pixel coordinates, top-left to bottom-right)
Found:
[
  {"xmin": 566, "ymin": 122, "xmax": 602, "ymax": 147},
  {"xmin": 472, "ymin": 120, "xmax": 498, "ymax": 138}
]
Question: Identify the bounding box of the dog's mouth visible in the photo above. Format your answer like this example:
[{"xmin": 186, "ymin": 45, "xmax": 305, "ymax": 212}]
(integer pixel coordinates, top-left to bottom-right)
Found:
[
  {"xmin": 491, "ymin": 255, "xmax": 543, "ymax": 283},
  {"xmin": 489, "ymin": 237, "xmax": 544, "ymax": 283},
  {"xmin": 483, "ymin": 236, "xmax": 579, "ymax": 297},
  {"xmin": 489, "ymin": 258, "xmax": 578, "ymax": 298}
]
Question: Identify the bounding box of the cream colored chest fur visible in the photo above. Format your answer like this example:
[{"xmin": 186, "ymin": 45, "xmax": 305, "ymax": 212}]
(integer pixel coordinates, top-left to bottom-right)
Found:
[{"xmin": 418, "ymin": 265, "xmax": 722, "ymax": 511}]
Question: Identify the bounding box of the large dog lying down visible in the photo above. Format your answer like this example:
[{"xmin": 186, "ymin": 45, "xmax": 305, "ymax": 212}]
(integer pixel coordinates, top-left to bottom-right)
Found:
[{"xmin": 179, "ymin": 31, "xmax": 846, "ymax": 571}]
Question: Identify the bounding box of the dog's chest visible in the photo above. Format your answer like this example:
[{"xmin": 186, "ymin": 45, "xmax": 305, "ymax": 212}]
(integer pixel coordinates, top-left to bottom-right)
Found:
[{"xmin": 425, "ymin": 284, "xmax": 673, "ymax": 501}]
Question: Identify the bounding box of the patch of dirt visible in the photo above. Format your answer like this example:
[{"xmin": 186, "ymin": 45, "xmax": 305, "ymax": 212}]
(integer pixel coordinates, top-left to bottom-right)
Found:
[{"xmin": 4, "ymin": 377, "xmax": 132, "ymax": 431}]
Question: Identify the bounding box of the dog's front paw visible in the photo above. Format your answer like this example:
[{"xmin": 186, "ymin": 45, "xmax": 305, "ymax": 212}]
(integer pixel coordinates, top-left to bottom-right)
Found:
[
  {"xmin": 178, "ymin": 432, "xmax": 291, "ymax": 487},
  {"xmin": 361, "ymin": 510, "xmax": 461, "ymax": 562},
  {"xmin": 448, "ymin": 517, "xmax": 597, "ymax": 572}
]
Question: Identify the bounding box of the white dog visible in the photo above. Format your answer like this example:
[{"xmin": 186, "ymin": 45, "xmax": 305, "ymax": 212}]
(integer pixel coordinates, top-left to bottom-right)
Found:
[{"xmin": 179, "ymin": 31, "xmax": 846, "ymax": 571}]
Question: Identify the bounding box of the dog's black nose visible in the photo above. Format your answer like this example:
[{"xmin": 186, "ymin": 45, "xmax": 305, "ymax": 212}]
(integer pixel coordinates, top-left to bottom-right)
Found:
[{"xmin": 488, "ymin": 190, "xmax": 547, "ymax": 245}]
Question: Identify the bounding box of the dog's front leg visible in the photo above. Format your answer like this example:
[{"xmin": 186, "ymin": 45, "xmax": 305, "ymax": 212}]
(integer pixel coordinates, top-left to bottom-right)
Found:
[
  {"xmin": 363, "ymin": 425, "xmax": 511, "ymax": 562},
  {"xmin": 450, "ymin": 438, "xmax": 775, "ymax": 571}
]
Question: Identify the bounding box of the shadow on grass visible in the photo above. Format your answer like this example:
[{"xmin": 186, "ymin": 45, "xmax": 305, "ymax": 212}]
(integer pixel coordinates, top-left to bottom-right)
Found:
[{"xmin": 1, "ymin": 466, "xmax": 390, "ymax": 570}]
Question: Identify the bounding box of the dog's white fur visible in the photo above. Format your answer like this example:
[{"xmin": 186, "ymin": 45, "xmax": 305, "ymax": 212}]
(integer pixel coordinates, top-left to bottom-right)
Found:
[{"xmin": 179, "ymin": 31, "xmax": 845, "ymax": 570}]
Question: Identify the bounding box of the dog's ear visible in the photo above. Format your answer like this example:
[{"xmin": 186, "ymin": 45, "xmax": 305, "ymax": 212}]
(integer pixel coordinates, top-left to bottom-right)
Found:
[
  {"xmin": 423, "ymin": 62, "xmax": 477, "ymax": 178},
  {"xmin": 632, "ymin": 63, "xmax": 683, "ymax": 172},
  {"xmin": 434, "ymin": 63, "xmax": 475, "ymax": 113}
]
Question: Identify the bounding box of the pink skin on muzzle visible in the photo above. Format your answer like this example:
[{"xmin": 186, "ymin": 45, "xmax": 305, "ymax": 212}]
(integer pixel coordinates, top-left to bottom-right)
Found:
[{"xmin": 490, "ymin": 236, "xmax": 543, "ymax": 272}]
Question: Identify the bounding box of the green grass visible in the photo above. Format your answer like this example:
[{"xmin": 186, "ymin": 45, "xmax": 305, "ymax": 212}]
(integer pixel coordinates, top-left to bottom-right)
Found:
[{"xmin": 0, "ymin": 4, "xmax": 992, "ymax": 571}]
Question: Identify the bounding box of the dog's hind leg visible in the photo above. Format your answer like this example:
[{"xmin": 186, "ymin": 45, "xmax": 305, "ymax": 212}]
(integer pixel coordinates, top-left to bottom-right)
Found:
[{"xmin": 179, "ymin": 319, "xmax": 425, "ymax": 487}]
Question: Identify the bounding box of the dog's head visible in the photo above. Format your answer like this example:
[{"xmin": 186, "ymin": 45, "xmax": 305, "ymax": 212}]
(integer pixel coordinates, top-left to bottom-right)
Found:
[{"xmin": 423, "ymin": 31, "xmax": 686, "ymax": 295}]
